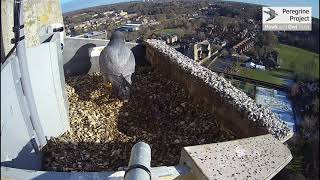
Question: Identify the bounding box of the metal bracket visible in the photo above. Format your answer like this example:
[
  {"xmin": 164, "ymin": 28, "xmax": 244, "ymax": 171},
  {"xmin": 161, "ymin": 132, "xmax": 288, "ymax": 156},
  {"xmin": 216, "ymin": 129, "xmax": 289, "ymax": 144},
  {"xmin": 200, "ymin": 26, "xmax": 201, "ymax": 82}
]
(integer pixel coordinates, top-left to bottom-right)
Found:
[
  {"xmin": 12, "ymin": 24, "xmax": 24, "ymax": 32},
  {"xmin": 11, "ymin": 36, "xmax": 25, "ymax": 44},
  {"xmin": 124, "ymin": 164, "xmax": 152, "ymax": 180}
]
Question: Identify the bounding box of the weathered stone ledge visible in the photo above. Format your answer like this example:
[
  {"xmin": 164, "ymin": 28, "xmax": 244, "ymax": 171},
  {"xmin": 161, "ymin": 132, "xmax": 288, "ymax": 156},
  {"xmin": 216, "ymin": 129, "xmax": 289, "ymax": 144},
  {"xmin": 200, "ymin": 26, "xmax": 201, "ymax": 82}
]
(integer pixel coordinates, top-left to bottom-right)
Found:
[{"xmin": 145, "ymin": 39, "xmax": 293, "ymax": 142}]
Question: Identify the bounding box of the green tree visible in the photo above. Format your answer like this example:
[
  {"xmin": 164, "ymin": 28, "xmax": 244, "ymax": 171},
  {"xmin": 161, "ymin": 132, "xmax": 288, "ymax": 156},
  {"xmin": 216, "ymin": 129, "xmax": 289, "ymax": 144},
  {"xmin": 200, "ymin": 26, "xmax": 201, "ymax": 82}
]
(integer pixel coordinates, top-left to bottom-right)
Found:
[
  {"xmin": 220, "ymin": 49, "xmax": 229, "ymax": 58},
  {"xmin": 262, "ymin": 32, "xmax": 278, "ymax": 46},
  {"xmin": 245, "ymin": 48, "xmax": 258, "ymax": 59}
]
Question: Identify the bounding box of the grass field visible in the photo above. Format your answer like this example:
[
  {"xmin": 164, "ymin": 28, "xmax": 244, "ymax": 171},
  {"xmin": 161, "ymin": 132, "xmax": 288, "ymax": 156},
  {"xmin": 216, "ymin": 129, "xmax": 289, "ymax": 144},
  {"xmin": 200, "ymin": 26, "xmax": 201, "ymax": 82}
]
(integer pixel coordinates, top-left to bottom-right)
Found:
[
  {"xmin": 237, "ymin": 67, "xmax": 288, "ymax": 86},
  {"xmin": 274, "ymin": 44, "xmax": 319, "ymax": 79},
  {"xmin": 235, "ymin": 44, "xmax": 319, "ymax": 85}
]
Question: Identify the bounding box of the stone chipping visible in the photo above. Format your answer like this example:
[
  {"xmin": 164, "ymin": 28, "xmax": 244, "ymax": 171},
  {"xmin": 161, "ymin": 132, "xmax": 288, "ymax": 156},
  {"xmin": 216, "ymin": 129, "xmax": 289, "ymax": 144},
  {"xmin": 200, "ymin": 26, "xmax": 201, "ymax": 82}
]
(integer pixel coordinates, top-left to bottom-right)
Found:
[
  {"xmin": 42, "ymin": 66, "xmax": 236, "ymax": 172},
  {"xmin": 145, "ymin": 39, "xmax": 293, "ymax": 141}
]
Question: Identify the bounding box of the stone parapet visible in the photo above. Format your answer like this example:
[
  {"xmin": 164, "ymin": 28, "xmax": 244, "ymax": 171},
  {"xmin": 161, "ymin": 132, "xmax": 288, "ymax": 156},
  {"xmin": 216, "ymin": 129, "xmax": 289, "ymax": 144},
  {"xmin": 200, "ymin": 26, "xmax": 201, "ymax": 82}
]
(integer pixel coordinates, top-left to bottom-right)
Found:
[
  {"xmin": 144, "ymin": 39, "xmax": 293, "ymax": 142},
  {"xmin": 180, "ymin": 134, "xmax": 293, "ymax": 180}
]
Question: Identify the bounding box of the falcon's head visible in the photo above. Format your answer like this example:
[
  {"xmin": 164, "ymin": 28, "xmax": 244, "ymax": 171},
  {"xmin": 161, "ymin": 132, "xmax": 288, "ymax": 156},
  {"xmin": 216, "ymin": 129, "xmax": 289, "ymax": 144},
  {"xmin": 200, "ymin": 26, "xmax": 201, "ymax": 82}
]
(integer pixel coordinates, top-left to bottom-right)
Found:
[{"xmin": 109, "ymin": 31, "xmax": 125, "ymax": 45}]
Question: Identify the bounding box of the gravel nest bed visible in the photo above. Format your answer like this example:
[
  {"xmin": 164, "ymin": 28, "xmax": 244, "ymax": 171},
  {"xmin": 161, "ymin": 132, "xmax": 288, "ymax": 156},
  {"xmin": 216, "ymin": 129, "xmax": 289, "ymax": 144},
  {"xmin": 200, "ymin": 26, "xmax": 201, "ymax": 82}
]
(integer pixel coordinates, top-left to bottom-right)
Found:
[{"xmin": 42, "ymin": 66, "xmax": 236, "ymax": 172}]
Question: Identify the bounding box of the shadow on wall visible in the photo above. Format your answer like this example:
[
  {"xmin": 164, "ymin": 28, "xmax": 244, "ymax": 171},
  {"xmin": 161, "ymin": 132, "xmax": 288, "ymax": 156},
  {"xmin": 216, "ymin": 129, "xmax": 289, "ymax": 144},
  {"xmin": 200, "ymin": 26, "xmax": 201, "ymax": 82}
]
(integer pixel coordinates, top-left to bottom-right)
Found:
[
  {"xmin": 63, "ymin": 42, "xmax": 148, "ymax": 78},
  {"xmin": 131, "ymin": 44, "xmax": 147, "ymax": 66},
  {"xmin": 63, "ymin": 43, "xmax": 96, "ymax": 77},
  {"xmin": 1, "ymin": 140, "xmax": 42, "ymax": 170},
  {"xmin": 90, "ymin": 43, "xmax": 149, "ymax": 74}
]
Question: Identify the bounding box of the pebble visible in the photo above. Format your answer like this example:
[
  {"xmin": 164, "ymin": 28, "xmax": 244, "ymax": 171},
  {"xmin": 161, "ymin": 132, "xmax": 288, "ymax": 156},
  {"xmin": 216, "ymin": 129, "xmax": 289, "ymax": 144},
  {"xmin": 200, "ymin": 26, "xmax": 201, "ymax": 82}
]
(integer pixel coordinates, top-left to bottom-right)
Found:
[{"xmin": 42, "ymin": 66, "xmax": 236, "ymax": 172}]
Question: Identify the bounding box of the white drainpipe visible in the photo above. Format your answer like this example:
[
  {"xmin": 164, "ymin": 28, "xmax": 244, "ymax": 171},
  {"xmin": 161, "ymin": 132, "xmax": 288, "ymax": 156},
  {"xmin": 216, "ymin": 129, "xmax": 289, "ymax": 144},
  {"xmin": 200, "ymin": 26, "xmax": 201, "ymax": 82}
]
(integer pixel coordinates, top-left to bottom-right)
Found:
[{"xmin": 14, "ymin": 0, "xmax": 47, "ymax": 148}]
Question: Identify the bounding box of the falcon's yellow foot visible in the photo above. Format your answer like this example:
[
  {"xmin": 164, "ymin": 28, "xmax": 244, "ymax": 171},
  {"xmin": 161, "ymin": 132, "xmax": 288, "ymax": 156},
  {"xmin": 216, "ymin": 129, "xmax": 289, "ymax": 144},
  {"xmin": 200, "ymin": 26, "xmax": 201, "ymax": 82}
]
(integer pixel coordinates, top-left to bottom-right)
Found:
[{"xmin": 103, "ymin": 82, "xmax": 112, "ymax": 89}]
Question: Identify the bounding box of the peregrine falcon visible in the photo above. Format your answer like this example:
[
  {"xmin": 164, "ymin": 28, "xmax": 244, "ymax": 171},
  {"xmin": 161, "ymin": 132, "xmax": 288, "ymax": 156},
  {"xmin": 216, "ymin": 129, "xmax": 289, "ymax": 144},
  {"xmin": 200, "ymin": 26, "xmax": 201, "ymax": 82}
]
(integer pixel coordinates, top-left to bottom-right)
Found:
[
  {"xmin": 99, "ymin": 31, "xmax": 136, "ymax": 100},
  {"xmin": 264, "ymin": 8, "xmax": 278, "ymax": 21}
]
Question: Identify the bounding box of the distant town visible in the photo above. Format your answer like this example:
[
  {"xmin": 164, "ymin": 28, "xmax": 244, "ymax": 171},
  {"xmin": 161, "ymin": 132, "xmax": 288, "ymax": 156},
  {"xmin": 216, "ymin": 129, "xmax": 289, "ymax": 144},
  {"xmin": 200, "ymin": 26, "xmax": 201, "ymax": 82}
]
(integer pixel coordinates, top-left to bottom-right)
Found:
[{"xmin": 63, "ymin": 1, "xmax": 319, "ymax": 179}]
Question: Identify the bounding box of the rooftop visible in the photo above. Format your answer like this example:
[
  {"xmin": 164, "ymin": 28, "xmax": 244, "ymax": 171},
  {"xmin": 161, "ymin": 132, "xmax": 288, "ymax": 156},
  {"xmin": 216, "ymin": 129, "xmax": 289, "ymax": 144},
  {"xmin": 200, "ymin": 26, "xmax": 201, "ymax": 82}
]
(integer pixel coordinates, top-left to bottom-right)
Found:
[{"xmin": 1, "ymin": 35, "xmax": 293, "ymax": 179}]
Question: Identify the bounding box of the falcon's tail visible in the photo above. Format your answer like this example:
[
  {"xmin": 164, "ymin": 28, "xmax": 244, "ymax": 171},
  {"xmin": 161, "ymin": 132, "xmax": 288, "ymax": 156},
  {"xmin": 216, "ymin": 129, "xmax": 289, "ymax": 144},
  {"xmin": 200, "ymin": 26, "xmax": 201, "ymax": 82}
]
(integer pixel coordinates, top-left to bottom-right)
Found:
[{"xmin": 120, "ymin": 75, "xmax": 132, "ymax": 88}]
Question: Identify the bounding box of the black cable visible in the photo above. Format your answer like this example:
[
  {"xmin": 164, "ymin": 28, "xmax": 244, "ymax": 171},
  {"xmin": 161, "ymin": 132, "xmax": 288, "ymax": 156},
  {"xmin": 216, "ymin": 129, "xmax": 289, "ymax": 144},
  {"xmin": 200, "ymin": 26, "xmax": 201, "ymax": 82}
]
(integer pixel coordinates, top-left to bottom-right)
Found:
[
  {"xmin": 2, "ymin": 0, "xmax": 21, "ymax": 64},
  {"xmin": 3, "ymin": 44, "xmax": 17, "ymax": 63},
  {"xmin": 124, "ymin": 164, "xmax": 152, "ymax": 180},
  {"xmin": 13, "ymin": 0, "xmax": 21, "ymax": 44}
]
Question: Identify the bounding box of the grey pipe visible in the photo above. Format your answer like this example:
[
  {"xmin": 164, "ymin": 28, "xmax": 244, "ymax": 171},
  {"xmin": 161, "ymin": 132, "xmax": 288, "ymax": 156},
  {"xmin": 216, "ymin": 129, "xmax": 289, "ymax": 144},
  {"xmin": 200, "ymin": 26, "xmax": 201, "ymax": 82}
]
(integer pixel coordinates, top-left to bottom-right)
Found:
[
  {"xmin": 125, "ymin": 142, "xmax": 152, "ymax": 180},
  {"xmin": 15, "ymin": 0, "xmax": 47, "ymax": 148}
]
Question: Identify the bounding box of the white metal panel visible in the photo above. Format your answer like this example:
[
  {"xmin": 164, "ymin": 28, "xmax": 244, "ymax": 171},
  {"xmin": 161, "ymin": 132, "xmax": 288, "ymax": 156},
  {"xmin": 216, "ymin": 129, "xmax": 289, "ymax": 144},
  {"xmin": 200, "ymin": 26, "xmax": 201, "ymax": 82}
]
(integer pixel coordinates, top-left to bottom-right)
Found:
[
  {"xmin": 26, "ymin": 42, "xmax": 69, "ymax": 139},
  {"xmin": 49, "ymin": 42, "xmax": 70, "ymax": 131},
  {"xmin": 1, "ymin": 57, "xmax": 41, "ymax": 169},
  {"xmin": 55, "ymin": 39, "xmax": 70, "ymax": 120}
]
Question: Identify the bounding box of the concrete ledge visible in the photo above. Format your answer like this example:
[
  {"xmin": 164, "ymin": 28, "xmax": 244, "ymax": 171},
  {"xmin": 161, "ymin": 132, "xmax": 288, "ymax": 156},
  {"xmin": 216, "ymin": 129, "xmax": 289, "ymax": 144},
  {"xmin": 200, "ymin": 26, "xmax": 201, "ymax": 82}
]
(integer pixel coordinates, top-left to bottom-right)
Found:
[
  {"xmin": 1, "ymin": 165, "xmax": 190, "ymax": 180},
  {"xmin": 179, "ymin": 134, "xmax": 292, "ymax": 180},
  {"xmin": 144, "ymin": 39, "xmax": 293, "ymax": 142},
  {"xmin": 62, "ymin": 37, "xmax": 146, "ymax": 77}
]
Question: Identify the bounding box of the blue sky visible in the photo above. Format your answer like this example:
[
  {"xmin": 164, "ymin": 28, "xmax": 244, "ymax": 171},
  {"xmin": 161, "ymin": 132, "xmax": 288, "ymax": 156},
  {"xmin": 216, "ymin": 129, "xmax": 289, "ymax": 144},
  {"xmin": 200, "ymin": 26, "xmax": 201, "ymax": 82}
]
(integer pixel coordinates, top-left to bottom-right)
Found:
[
  {"xmin": 60, "ymin": 0, "xmax": 319, "ymax": 17},
  {"xmin": 60, "ymin": 0, "xmax": 140, "ymax": 12}
]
